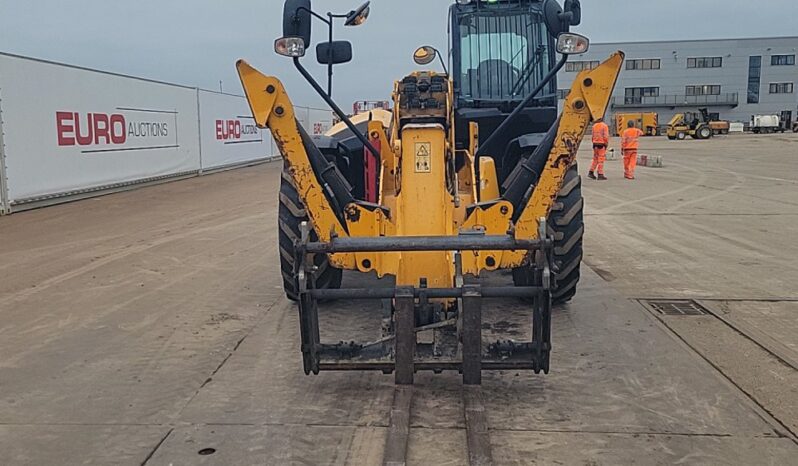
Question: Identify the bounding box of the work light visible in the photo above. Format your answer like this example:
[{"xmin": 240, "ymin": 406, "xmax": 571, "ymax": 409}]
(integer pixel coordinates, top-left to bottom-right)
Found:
[
  {"xmin": 556, "ymin": 33, "xmax": 589, "ymax": 55},
  {"xmin": 274, "ymin": 37, "xmax": 306, "ymax": 58}
]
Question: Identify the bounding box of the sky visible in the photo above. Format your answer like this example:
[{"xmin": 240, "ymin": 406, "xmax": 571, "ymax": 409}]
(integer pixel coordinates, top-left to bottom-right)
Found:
[{"xmin": 2, "ymin": 0, "xmax": 797, "ymax": 108}]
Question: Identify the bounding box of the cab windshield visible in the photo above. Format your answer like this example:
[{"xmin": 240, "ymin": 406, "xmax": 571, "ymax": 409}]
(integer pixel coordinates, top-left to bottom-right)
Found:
[{"xmin": 457, "ymin": 7, "xmax": 551, "ymax": 103}]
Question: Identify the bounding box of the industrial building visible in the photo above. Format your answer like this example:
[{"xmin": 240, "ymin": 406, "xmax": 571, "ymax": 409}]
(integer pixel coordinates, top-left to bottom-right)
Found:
[{"xmin": 557, "ymin": 36, "xmax": 798, "ymax": 129}]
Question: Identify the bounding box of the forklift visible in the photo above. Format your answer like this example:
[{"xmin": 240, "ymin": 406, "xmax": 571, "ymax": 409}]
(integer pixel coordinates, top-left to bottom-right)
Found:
[{"xmin": 667, "ymin": 108, "xmax": 713, "ymax": 140}]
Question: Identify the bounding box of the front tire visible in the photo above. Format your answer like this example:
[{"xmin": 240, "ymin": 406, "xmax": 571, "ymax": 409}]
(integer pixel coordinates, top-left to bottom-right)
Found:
[
  {"xmin": 279, "ymin": 168, "xmax": 343, "ymax": 301},
  {"xmin": 513, "ymin": 164, "xmax": 584, "ymax": 304}
]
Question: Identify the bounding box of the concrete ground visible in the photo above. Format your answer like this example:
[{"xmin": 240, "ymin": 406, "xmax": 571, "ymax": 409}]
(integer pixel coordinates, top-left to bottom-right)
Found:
[{"xmin": 0, "ymin": 133, "xmax": 796, "ymax": 465}]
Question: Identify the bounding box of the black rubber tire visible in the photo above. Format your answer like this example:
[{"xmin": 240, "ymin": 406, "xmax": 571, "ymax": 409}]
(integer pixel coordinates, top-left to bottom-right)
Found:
[
  {"xmin": 513, "ymin": 163, "xmax": 584, "ymax": 304},
  {"xmin": 697, "ymin": 125, "xmax": 712, "ymax": 139},
  {"xmin": 279, "ymin": 168, "xmax": 343, "ymax": 301},
  {"xmin": 677, "ymin": 131, "xmax": 687, "ymax": 140}
]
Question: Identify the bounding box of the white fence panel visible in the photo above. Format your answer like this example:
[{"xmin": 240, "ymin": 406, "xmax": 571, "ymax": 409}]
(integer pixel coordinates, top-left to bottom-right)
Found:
[
  {"xmin": 293, "ymin": 107, "xmax": 334, "ymax": 136},
  {"xmin": 0, "ymin": 53, "xmax": 200, "ymax": 203},
  {"xmin": 197, "ymin": 89, "xmax": 275, "ymax": 170},
  {"xmin": 307, "ymin": 108, "xmax": 334, "ymax": 136}
]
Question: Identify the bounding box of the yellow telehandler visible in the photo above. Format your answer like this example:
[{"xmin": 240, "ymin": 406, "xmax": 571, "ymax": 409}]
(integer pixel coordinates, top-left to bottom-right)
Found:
[{"xmin": 237, "ymin": 0, "xmax": 622, "ymax": 384}]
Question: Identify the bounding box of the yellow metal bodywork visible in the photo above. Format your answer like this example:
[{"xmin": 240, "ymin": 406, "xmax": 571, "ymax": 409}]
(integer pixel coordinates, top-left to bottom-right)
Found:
[
  {"xmin": 237, "ymin": 52, "xmax": 623, "ymax": 289},
  {"xmin": 666, "ymin": 113, "xmax": 688, "ymax": 138},
  {"xmin": 615, "ymin": 112, "xmax": 658, "ymax": 136}
]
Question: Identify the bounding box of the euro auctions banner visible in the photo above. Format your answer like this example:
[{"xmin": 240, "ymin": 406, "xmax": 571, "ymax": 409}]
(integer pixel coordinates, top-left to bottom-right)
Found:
[
  {"xmin": 0, "ymin": 53, "xmax": 200, "ymax": 202},
  {"xmin": 197, "ymin": 89, "xmax": 274, "ymax": 170}
]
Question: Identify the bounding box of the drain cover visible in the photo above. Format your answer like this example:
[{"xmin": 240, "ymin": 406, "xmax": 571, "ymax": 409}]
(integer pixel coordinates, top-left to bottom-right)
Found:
[{"xmin": 642, "ymin": 299, "xmax": 709, "ymax": 316}]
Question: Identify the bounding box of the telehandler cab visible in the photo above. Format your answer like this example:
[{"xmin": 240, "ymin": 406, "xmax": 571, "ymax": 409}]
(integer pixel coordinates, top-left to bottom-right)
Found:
[{"xmin": 237, "ymin": 0, "xmax": 623, "ymax": 384}]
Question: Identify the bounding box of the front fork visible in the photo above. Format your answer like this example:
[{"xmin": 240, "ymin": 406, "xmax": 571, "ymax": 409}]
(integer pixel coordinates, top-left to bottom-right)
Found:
[{"xmin": 293, "ymin": 220, "xmax": 554, "ymax": 384}]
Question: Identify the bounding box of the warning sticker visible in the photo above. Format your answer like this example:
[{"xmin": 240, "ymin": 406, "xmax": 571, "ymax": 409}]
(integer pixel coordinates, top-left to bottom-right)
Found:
[{"xmin": 414, "ymin": 142, "xmax": 431, "ymax": 173}]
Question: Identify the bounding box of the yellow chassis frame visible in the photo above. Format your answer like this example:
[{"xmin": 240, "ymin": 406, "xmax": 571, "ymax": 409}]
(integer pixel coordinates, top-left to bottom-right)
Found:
[{"xmin": 237, "ymin": 52, "xmax": 623, "ymax": 288}]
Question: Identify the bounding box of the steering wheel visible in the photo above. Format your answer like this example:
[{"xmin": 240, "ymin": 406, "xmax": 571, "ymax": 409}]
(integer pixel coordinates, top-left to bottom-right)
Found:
[{"xmin": 475, "ymin": 59, "xmax": 520, "ymax": 97}]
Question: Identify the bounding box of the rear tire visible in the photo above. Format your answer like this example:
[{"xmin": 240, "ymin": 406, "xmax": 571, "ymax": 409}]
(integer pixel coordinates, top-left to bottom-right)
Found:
[
  {"xmin": 279, "ymin": 168, "xmax": 343, "ymax": 301},
  {"xmin": 697, "ymin": 125, "xmax": 712, "ymax": 139},
  {"xmin": 513, "ymin": 163, "xmax": 583, "ymax": 304}
]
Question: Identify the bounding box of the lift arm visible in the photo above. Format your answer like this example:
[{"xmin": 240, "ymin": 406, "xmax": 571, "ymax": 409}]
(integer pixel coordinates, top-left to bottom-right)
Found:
[
  {"xmin": 457, "ymin": 52, "xmax": 624, "ymax": 272},
  {"xmin": 237, "ymin": 60, "xmax": 356, "ymax": 243},
  {"xmin": 513, "ymin": 52, "xmax": 624, "ymax": 240}
]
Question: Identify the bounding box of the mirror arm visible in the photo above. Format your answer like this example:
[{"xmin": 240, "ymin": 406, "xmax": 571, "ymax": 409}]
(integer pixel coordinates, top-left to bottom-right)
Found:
[
  {"xmin": 437, "ymin": 51, "xmax": 449, "ymax": 75},
  {"xmin": 477, "ymin": 54, "xmax": 569, "ymax": 157},
  {"xmin": 326, "ymin": 12, "xmax": 334, "ymax": 96},
  {"xmin": 296, "ymin": 6, "xmax": 331, "ymax": 25},
  {"xmin": 292, "ymin": 57, "xmax": 381, "ymax": 157}
]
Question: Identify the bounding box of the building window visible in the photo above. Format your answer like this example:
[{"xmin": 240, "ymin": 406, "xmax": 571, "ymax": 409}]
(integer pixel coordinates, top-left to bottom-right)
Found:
[
  {"xmin": 687, "ymin": 57, "xmax": 723, "ymax": 68},
  {"xmin": 771, "ymin": 54, "xmax": 795, "ymax": 66},
  {"xmin": 626, "ymin": 58, "xmax": 661, "ymax": 70},
  {"xmin": 686, "ymin": 85, "xmax": 721, "ymax": 96},
  {"xmin": 624, "ymin": 86, "xmax": 659, "ymax": 104},
  {"xmin": 769, "ymin": 82, "xmax": 794, "ymax": 94},
  {"xmin": 556, "ymin": 89, "xmax": 571, "ymax": 99},
  {"xmin": 565, "ymin": 61, "xmax": 599, "ymax": 72},
  {"xmin": 748, "ymin": 56, "xmax": 761, "ymax": 104}
]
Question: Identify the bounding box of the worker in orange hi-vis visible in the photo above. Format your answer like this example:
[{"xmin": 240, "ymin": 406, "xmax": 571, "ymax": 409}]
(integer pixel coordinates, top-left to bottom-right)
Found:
[
  {"xmin": 588, "ymin": 117, "xmax": 610, "ymax": 180},
  {"xmin": 621, "ymin": 120, "xmax": 644, "ymax": 180}
]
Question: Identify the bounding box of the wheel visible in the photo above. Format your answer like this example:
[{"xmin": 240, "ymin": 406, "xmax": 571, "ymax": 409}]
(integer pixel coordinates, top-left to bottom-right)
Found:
[
  {"xmin": 279, "ymin": 167, "xmax": 343, "ymax": 301},
  {"xmin": 676, "ymin": 131, "xmax": 687, "ymax": 140},
  {"xmin": 697, "ymin": 126, "xmax": 712, "ymax": 139},
  {"xmin": 513, "ymin": 163, "xmax": 583, "ymax": 304},
  {"xmin": 793, "ymin": 125, "xmax": 798, "ymax": 133}
]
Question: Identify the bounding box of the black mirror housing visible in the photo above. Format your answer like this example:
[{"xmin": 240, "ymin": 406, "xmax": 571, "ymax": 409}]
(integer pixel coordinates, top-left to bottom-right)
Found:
[
  {"xmin": 542, "ymin": 0, "xmax": 565, "ymax": 37},
  {"xmin": 316, "ymin": 41, "xmax": 353, "ymax": 65},
  {"xmin": 564, "ymin": 0, "xmax": 581, "ymax": 26},
  {"xmin": 543, "ymin": 0, "xmax": 581, "ymax": 37},
  {"xmin": 283, "ymin": 0, "xmax": 312, "ymax": 46}
]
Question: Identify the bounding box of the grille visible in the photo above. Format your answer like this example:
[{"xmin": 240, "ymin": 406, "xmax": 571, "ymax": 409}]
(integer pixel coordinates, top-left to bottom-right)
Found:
[{"xmin": 642, "ymin": 299, "xmax": 709, "ymax": 316}]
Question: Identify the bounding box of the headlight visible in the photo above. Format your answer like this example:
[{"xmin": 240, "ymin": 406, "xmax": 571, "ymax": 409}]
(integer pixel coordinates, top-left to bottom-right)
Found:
[
  {"xmin": 556, "ymin": 33, "xmax": 590, "ymax": 55},
  {"xmin": 274, "ymin": 37, "xmax": 306, "ymax": 58}
]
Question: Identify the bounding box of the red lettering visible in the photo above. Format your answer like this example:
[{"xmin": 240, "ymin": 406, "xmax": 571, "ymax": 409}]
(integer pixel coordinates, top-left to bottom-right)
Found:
[
  {"xmin": 234, "ymin": 120, "xmax": 241, "ymax": 138},
  {"xmin": 110, "ymin": 114, "xmax": 126, "ymax": 144},
  {"xmin": 57, "ymin": 112, "xmax": 127, "ymax": 147},
  {"xmin": 56, "ymin": 112, "xmax": 75, "ymax": 146},
  {"xmin": 74, "ymin": 113, "xmax": 93, "ymax": 146},
  {"xmin": 216, "ymin": 120, "xmax": 223, "ymax": 140},
  {"xmin": 93, "ymin": 113, "xmax": 110, "ymax": 145}
]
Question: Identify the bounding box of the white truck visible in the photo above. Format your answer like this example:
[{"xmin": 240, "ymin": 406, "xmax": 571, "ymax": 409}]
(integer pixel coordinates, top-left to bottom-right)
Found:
[{"xmin": 750, "ymin": 114, "xmax": 784, "ymax": 134}]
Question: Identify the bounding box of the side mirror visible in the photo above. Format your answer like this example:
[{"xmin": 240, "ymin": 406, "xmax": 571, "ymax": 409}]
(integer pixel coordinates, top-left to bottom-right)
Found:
[
  {"xmin": 556, "ymin": 33, "xmax": 589, "ymax": 55},
  {"xmin": 317, "ymin": 41, "xmax": 353, "ymax": 65},
  {"xmin": 543, "ymin": 0, "xmax": 581, "ymax": 37},
  {"xmin": 283, "ymin": 0, "xmax": 312, "ymax": 46},
  {"xmin": 564, "ymin": 0, "xmax": 581, "ymax": 26},
  {"xmin": 413, "ymin": 46, "xmax": 438, "ymax": 65},
  {"xmin": 344, "ymin": 1, "xmax": 371, "ymax": 26}
]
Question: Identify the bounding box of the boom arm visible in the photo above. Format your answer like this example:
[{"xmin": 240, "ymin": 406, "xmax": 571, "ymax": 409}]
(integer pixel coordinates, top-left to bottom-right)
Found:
[
  {"xmin": 460, "ymin": 52, "xmax": 624, "ymax": 272},
  {"xmin": 237, "ymin": 60, "xmax": 356, "ymax": 243}
]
